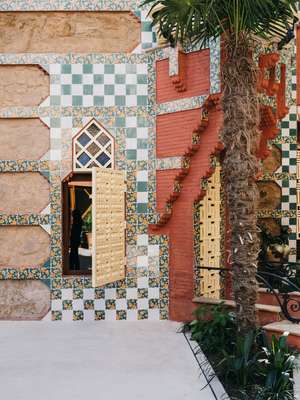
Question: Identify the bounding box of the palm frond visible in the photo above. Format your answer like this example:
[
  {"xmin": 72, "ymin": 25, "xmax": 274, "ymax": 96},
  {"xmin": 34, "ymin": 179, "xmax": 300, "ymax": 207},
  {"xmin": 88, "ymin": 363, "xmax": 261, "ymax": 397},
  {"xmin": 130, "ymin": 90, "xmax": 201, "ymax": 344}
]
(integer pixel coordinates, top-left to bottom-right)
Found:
[{"xmin": 142, "ymin": 0, "xmax": 298, "ymax": 48}]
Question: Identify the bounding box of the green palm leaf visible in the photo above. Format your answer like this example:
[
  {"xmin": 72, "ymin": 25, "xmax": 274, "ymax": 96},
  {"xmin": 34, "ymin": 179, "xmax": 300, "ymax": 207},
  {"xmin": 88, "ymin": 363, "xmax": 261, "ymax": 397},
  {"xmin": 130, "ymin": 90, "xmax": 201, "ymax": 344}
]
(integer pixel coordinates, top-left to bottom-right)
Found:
[{"xmin": 142, "ymin": 0, "xmax": 297, "ymax": 46}]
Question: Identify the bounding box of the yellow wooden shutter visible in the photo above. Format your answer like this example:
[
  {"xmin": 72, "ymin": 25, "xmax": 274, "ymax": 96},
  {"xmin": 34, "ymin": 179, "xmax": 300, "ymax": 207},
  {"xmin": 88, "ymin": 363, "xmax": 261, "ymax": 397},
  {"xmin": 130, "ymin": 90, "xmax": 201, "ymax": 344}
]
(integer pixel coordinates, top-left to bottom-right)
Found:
[
  {"xmin": 198, "ymin": 165, "xmax": 221, "ymax": 298},
  {"xmin": 92, "ymin": 167, "xmax": 126, "ymax": 287}
]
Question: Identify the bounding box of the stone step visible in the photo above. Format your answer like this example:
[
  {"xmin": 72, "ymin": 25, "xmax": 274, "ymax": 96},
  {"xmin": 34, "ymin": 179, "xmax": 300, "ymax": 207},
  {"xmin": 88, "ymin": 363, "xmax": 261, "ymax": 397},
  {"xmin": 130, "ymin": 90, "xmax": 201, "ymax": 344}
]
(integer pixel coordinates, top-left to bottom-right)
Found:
[
  {"xmin": 263, "ymin": 320, "xmax": 300, "ymax": 349},
  {"xmin": 258, "ymin": 288, "xmax": 300, "ymax": 305},
  {"xmin": 193, "ymin": 297, "xmax": 282, "ymax": 325},
  {"xmin": 258, "ymin": 288, "xmax": 300, "ymax": 320}
]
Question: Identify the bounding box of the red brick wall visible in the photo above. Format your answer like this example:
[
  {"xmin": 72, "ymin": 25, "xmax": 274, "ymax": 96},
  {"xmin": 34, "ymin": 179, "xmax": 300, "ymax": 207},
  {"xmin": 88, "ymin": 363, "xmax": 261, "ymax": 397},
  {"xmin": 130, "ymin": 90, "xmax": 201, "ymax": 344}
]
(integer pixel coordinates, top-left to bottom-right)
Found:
[
  {"xmin": 151, "ymin": 109, "xmax": 223, "ymax": 321},
  {"xmin": 157, "ymin": 109, "xmax": 201, "ymax": 158},
  {"xmin": 156, "ymin": 49, "xmax": 210, "ymax": 104},
  {"xmin": 156, "ymin": 169, "xmax": 180, "ymax": 214}
]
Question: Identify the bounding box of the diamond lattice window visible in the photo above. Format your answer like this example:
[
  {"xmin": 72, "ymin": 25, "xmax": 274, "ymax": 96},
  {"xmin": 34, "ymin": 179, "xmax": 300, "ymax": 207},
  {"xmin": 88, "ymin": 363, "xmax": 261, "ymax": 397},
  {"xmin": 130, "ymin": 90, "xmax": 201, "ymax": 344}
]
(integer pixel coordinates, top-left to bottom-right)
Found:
[{"xmin": 73, "ymin": 119, "xmax": 114, "ymax": 172}]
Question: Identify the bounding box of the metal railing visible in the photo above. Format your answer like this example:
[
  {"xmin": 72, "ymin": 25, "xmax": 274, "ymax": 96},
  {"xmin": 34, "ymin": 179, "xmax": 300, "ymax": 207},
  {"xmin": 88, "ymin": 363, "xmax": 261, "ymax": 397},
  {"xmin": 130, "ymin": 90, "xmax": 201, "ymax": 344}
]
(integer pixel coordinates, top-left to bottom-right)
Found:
[{"xmin": 197, "ymin": 262, "xmax": 300, "ymax": 323}]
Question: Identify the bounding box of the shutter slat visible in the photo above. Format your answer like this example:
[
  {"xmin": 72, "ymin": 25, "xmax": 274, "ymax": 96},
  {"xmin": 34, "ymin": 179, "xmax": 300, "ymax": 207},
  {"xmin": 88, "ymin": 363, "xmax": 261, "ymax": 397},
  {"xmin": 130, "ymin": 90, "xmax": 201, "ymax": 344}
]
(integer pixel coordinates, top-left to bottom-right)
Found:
[{"xmin": 92, "ymin": 167, "xmax": 126, "ymax": 287}]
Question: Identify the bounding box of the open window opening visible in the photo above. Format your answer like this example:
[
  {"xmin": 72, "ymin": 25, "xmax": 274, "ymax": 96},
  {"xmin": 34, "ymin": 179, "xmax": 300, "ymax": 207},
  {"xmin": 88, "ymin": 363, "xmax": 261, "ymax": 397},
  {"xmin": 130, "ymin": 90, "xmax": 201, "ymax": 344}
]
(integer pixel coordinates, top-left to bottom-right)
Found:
[
  {"xmin": 62, "ymin": 119, "xmax": 126, "ymax": 286},
  {"xmin": 62, "ymin": 173, "xmax": 92, "ymax": 275}
]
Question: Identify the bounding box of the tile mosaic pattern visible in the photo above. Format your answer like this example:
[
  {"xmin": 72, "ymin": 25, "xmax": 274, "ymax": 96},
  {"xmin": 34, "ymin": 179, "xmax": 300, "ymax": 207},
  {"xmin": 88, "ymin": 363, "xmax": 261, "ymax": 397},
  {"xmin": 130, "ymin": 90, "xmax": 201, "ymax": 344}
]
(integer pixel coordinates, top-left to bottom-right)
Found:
[
  {"xmin": 49, "ymin": 63, "xmax": 148, "ymax": 108},
  {"xmin": 0, "ymin": 1, "xmax": 222, "ymax": 320},
  {"xmin": 255, "ymin": 40, "xmax": 297, "ymax": 261},
  {"xmin": 277, "ymin": 46, "xmax": 297, "ymax": 261},
  {"xmin": 156, "ymin": 96, "xmax": 206, "ymax": 115},
  {"xmin": 156, "ymin": 157, "xmax": 182, "ymax": 170},
  {"xmin": 50, "ymin": 236, "xmax": 169, "ymax": 321}
]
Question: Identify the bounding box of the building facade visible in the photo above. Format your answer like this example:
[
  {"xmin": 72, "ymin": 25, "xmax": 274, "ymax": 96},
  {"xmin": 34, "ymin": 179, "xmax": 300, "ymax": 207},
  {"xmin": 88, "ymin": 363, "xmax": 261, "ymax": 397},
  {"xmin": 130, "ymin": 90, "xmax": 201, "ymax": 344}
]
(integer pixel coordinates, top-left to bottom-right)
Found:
[{"xmin": 0, "ymin": 1, "xmax": 297, "ymax": 322}]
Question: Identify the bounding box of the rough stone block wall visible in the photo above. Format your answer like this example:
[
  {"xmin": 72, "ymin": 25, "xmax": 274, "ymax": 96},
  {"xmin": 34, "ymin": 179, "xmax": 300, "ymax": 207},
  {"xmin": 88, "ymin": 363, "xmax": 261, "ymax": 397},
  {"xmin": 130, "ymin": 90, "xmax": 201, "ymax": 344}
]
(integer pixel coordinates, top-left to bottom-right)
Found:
[
  {"xmin": 0, "ymin": 119, "xmax": 49, "ymax": 160},
  {"xmin": 0, "ymin": 173, "xmax": 50, "ymax": 214},
  {"xmin": 0, "ymin": 226, "xmax": 50, "ymax": 269},
  {"xmin": 0, "ymin": 12, "xmax": 141, "ymax": 53},
  {"xmin": 0, "ymin": 280, "xmax": 50, "ymax": 320},
  {"xmin": 0, "ymin": 65, "xmax": 49, "ymax": 107}
]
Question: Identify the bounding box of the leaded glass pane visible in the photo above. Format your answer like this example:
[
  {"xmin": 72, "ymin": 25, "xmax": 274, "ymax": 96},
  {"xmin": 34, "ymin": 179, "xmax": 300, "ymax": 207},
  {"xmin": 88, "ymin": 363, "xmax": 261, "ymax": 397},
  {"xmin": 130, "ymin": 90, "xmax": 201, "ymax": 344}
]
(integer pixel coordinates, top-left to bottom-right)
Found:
[
  {"xmin": 87, "ymin": 142, "xmax": 100, "ymax": 156},
  {"xmin": 97, "ymin": 152, "xmax": 110, "ymax": 166},
  {"xmin": 87, "ymin": 123, "xmax": 101, "ymax": 136},
  {"xmin": 73, "ymin": 120, "xmax": 113, "ymax": 171},
  {"xmin": 78, "ymin": 152, "xmax": 91, "ymax": 166},
  {"xmin": 97, "ymin": 133, "xmax": 110, "ymax": 146},
  {"xmin": 78, "ymin": 133, "xmax": 91, "ymax": 147}
]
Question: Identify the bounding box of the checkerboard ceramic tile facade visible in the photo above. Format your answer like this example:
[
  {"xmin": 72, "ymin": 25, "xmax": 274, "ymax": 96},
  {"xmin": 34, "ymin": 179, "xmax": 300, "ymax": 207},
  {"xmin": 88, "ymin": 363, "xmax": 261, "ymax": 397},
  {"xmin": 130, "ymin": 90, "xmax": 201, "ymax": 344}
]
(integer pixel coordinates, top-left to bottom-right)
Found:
[
  {"xmin": 0, "ymin": 0, "xmax": 222, "ymax": 321},
  {"xmin": 49, "ymin": 64, "xmax": 148, "ymax": 108},
  {"xmin": 50, "ymin": 238, "xmax": 168, "ymax": 321},
  {"xmin": 274, "ymin": 52, "xmax": 297, "ymax": 261}
]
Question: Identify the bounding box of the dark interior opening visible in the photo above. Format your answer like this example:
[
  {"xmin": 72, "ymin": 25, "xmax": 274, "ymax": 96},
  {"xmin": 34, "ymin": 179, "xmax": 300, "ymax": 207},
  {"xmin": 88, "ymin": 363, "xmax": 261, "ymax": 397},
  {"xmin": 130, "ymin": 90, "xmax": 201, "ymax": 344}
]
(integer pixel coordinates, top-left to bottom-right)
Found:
[{"xmin": 62, "ymin": 173, "xmax": 92, "ymax": 275}]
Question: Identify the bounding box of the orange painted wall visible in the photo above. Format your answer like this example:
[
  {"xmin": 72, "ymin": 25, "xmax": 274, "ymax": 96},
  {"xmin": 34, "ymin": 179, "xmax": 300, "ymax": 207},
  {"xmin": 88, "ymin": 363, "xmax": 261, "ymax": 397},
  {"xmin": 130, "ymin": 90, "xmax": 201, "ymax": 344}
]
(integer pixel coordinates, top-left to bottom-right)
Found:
[
  {"xmin": 151, "ymin": 109, "xmax": 223, "ymax": 321},
  {"xmin": 154, "ymin": 47, "xmax": 222, "ymax": 321},
  {"xmin": 156, "ymin": 108, "xmax": 201, "ymax": 158},
  {"xmin": 156, "ymin": 49, "xmax": 210, "ymax": 104}
]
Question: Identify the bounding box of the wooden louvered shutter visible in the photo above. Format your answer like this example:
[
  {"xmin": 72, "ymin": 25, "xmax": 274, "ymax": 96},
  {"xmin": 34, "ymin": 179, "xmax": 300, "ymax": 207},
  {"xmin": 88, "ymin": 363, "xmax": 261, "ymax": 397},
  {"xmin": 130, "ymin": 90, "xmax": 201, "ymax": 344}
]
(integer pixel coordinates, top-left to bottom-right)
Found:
[{"xmin": 92, "ymin": 167, "xmax": 126, "ymax": 287}]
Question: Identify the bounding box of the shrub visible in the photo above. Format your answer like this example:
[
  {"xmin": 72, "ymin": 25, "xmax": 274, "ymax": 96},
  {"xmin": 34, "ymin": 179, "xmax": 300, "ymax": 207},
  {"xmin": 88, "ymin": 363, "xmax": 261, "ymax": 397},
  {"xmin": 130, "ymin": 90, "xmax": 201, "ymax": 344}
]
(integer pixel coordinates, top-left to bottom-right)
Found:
[
  {"xmin": 256, "ymin": 332, "xmax": 297, "ymax": 400},
  {"xmin": 189, "ymin": 303, "xmax": 236, "ymax": 354},
  {"xmin": 187, "ymin": 305, "xmax": 297, "ymax": 400},
  {"xmin": 219, "ymin": 330, "xmax": 260, "ymax": 390}
]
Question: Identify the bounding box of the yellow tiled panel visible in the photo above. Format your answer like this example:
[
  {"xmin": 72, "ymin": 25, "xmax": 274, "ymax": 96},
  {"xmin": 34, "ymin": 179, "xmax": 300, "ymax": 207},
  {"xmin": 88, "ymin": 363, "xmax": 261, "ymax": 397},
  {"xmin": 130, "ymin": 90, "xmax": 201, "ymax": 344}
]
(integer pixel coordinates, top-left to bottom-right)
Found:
[{"xmin": 197, "ymin": 165, "xmax": 221, "ymax": 298}]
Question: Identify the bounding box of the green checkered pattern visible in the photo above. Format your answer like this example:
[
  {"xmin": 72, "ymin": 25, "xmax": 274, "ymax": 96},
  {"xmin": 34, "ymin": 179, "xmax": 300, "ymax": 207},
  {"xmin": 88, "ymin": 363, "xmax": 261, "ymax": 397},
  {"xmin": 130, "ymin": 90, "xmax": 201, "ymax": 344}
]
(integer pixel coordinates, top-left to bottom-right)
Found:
[{"xmin": 49, "ymin": 63, "xmax": 148, "ymax": 107}]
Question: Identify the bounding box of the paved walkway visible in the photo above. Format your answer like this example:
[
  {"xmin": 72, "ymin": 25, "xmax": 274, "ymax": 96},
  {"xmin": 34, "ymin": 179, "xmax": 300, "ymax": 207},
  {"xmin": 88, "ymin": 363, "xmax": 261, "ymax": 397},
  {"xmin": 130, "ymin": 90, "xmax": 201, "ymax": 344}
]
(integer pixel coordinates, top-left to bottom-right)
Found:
[{"xmin": 0, "ymin": 321, "xmax": 218, "ymax": 400}]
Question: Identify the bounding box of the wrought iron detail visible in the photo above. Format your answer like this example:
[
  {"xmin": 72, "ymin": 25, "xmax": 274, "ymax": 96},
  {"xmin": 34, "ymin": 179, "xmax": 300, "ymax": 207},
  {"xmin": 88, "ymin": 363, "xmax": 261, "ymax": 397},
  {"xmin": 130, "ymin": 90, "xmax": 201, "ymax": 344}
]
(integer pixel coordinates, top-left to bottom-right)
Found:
[{"xmin": 197, "ymin": 263, "xmax": 300, "ymax": 324}]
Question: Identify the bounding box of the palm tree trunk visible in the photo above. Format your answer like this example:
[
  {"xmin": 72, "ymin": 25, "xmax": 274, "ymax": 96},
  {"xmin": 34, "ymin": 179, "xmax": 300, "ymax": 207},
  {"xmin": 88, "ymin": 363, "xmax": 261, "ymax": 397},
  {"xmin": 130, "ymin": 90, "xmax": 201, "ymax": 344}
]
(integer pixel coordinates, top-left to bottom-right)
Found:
[{"xmin": 221, "ymin": 33, "xmax": 260, "ymax": 333}]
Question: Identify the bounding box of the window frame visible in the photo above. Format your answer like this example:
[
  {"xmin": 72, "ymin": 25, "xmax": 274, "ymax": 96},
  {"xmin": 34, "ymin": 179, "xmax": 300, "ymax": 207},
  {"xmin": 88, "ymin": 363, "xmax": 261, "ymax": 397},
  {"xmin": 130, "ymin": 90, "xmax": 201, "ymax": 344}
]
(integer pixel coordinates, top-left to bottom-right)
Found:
[{"xmin": 72, "ymin": 118, "xmax": 115, "ymax": 172}]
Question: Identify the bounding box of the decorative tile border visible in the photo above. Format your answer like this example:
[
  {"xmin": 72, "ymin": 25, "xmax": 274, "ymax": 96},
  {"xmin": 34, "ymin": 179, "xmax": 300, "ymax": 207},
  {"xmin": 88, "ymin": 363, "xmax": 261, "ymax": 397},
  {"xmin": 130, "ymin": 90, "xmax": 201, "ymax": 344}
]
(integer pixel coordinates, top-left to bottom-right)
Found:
[
  {"xmin": 156, "ymin": 96, "xmax": 206, "ymax": 115},
  {"xmin": 0, "ymin": 214, "xmax": 51, "ymax": 225},
  {"xmin": 258, "ymin": 210, "xmax": 296, "ymax": 218},
  {"xmin": 0, "ymin": 160, "xmax": 49, "ymax": 173},
  {"xmin": 0, "ymin": 107, "xmax": 39, "ymax": 118},
  {"xmin": 258, "ymin": 173, "xmax": 297, "ymax": 182},
  {"xmin": 0, "ymin": 53, "xmax": 149, "ymax": 66},
  {"xmin": 0, "ymin": 1, "xmax": 147, "ymax": 12},
  {"xmin": 156, "ymin": 157, "xmax": 182, "ymax": 170}
]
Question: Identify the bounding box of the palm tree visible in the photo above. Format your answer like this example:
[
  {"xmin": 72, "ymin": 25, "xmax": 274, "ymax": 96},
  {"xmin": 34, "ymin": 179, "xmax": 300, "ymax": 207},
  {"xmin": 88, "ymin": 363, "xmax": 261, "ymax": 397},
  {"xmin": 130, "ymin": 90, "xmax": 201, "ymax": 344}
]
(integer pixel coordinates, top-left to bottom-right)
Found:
[{"xmin": 143, "ymin": 0, "xmax": 297, "ymax": 333}]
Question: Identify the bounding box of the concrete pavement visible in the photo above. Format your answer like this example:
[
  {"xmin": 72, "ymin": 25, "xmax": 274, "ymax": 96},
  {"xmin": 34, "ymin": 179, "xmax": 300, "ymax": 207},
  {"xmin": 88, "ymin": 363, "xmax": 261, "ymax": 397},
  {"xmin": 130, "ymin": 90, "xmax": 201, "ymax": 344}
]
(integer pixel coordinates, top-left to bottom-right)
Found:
[{"xmin": 0, "ymin": 321, "xmax": 218, "ymax": 400}]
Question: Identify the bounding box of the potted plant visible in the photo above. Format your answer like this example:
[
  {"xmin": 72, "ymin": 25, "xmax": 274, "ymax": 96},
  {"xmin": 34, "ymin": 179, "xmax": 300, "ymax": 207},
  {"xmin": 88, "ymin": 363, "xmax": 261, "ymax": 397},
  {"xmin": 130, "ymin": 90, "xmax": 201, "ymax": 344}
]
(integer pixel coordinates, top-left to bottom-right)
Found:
[{"xmin": 83, "ymin": 210, "xmax": 92, "ymax": 250}]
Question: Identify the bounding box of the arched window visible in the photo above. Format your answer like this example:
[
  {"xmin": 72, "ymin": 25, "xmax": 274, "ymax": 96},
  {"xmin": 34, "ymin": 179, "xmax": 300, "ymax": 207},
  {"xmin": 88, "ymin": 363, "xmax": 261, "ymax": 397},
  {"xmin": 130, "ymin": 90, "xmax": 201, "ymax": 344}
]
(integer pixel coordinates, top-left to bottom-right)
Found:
[{"xmin": 73, "ymin": 119, "xmax": 114, "ymax": 172}]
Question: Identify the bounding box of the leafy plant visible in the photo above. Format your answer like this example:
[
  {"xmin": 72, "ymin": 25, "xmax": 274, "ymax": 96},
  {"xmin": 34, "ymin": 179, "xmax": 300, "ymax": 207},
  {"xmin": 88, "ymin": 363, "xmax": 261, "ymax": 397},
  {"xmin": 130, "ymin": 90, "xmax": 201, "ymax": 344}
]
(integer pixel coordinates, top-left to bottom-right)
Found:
[
  {"xmin": 189, "ymin": 303, "xmax": 236, "ymax": 354},
  {"xmin": 186, "ymin": 304, "xmax": 297, "ymax": 399},
  {"xmin": 219, "ymin": 330, "xmax": 261, "ymax": 390},
  {"xmin": 83, "ymin": 209, "xmax": 92, "ymax": 232},
  {"xmin": 256, "ymin": 333, "xmax": 297, "ymax": 400}
]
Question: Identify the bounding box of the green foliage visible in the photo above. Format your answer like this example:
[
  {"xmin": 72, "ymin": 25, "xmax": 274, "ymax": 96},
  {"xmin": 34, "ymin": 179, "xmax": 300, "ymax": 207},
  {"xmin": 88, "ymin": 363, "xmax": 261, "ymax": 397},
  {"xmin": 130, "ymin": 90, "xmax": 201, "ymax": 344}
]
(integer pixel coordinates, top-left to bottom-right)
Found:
[
  {"xmin": 188, "ymin": 306, "xmax": 297, "ymax": 399},
  {"xmin": 142, "ymin": 0, "xmax": 297, "ymax": 47},
  {"xmin": 189, "ymin": 303, "xmax": 236, "ymax": 353},
  {"xmin": 220, "ymin": 330, "xmax": 261, "ymax": 391},
  {"xmin": 256, "ymin": 333, "xmax": 297, "ymax": 400},
  {"xmin": 83, "ymin": 209, "xmax": 92, "ymax": 232}
]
